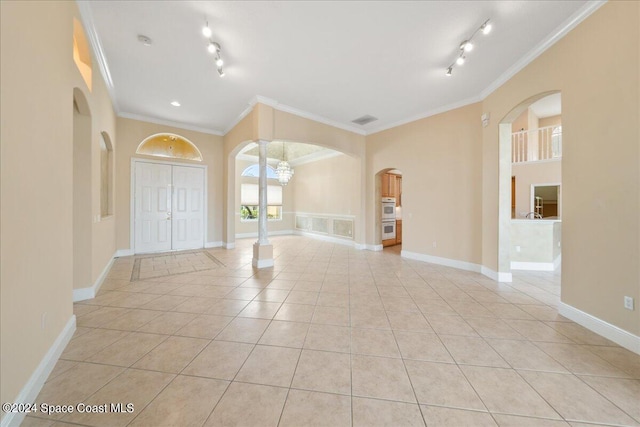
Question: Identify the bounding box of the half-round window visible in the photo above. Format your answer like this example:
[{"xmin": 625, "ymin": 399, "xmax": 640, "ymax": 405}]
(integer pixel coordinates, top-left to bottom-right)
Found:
[
  {"xmin": 241, "ymin": 164, "xmax": 277, "ymax": 179},
  {"xmin": 136, "ymin": 133, "xmax": 203, "ymax": 161}
]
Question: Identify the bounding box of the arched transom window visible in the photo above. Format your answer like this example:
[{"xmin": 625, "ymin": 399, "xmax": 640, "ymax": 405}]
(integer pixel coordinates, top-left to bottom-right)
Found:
[{"xmin": 136, "ymin": 133, "xmax": 203, "ymax": 161}]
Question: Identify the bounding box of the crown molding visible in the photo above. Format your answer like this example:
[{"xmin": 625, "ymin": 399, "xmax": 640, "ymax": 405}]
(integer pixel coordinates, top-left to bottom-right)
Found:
[
  {"xmin": 256, "ymin": 95, "xmax": 367, "ymax": 136},
  {"xmin": 118, "ymin": 112, "xmax": 225, "ymax": 136},
  {"xmin": 479, "ymin": 0, "xmax": 607, "ymax": 100},
  {"xmin": 76, "ymin": 1, "xmax": 119, "ymax": 113},
  {"xmin": 80, "ymin": 0, "xmax": 606, "ymax": 139},
  {"xmin": 365, "ymin": 95, "xmax": 483, "ymax": 135},
  {"xmin": 222, "ymin": 96, "xmax": 261, "ymax": 135}
]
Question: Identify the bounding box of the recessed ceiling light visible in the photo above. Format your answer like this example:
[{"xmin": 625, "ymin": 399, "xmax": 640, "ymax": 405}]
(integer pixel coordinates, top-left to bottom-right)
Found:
[
  {"xmin": 137, "ymin": 34, "xmax": 152, "ymax": 46},
  {"xmin": 170, "ymin": 101, "xmax": 181, "ymax": 107}
]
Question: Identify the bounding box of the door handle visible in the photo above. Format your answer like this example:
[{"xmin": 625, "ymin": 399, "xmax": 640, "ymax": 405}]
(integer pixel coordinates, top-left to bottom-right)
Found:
[{"xmin": 167, "ymin": 212, "xmax": 172, "ymax": 220}]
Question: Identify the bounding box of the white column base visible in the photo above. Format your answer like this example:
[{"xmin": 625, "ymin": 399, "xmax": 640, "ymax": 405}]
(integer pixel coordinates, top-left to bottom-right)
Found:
[{"xmin": 252, "ymin": 242, "xmax": 274, "ymax": 269}]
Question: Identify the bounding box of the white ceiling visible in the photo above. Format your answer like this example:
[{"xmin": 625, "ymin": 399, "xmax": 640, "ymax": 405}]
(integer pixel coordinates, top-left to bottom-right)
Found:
[{"xmin": 82, "ymin": 1, "xmax": 595, "ymax": 135}]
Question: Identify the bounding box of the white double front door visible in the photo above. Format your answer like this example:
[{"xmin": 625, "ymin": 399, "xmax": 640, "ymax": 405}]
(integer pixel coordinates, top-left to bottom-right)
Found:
[{"xmin": 134, "ymin": 161, "xmax": 205, "ymax": 253}]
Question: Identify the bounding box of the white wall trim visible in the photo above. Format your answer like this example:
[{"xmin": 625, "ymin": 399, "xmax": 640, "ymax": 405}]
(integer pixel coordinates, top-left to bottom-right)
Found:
[
  {"xmin": 205, "ymin": 241, "xmax": 223, "ymax": 248},
  {"xmin": 119, "ymin": 112, "xmax": 224, "ymax": 136},
  {"xmin": 366, "ymin": 244, "xmax": 383, "ymax": 251},
  {"xmin": 223, "ymin": 96, "xmax": 260, "ymax": 135},
  {"xmin": 293, "ymin": 230, "xmax": 356, "ymax": 247},
  {"xmin": 235, "ymin": 230, "xmax": 294, "ymax": 239},
  {"xmin": 223, "ymin": 242, "xmax": 236, "ymax": 249},
  {"xmin": 73, "ymin": 252, "xmax": 116, "ymax": 302},
  {"xmin": 366, "ymin": 94, "xmax": 483, "ymax": 135},
  {"xmin": 553, "ymin": 254, "xmax": 562, "ymax": 269},
  {"xmin": 76, "ymin": 1, "xmax": 119, "ymax": 112},
  {"xmin": 115, "ymin": 249, "xmax": 134, "ymax": 257},
  {"xmin": 481, "ymin": 266, "xmax": 513, "ymax": 283},
  {"xmin": 1, "ymin": 315, "xmax": 76, "ymax": 427},
  {"xmin": 402, "ymin": 250, "xmax": 482, "ymax": 273},
  {"xmin": 559, "ymin": 302, "xmax": 640, "ymax": 355},
  {"xmin": 479, "ymin": 1, "xmax": 607, "ymax": 100},
  {"xmin": 254, "ymin": 95, "xmax": 367, "ymax": 136}
]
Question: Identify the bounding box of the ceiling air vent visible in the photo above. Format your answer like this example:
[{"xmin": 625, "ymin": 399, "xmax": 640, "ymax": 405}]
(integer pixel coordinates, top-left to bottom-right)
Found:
[{"xmin": 351, "ymin": 115, "xmax": 378, "ymax": 126}]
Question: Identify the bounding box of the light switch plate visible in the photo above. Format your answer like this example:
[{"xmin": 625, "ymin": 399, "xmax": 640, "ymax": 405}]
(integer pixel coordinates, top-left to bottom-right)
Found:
[{"xmin": 624, "ymin": 296, "xmax": 634, "ymax": 310}]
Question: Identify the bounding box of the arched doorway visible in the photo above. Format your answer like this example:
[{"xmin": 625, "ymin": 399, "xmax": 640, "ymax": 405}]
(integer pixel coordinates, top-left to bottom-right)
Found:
[
  {"xmin": 375, "ymin": 168, "xmax": 403, "ymax": 251},
  {"xmin": 498, "ymin": 91, "xmax": 562, "ymax": 281}
]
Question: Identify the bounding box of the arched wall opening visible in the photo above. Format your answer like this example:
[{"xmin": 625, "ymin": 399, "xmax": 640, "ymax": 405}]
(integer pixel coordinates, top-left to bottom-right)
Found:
[
  {"xmin": 72, "ymin": 87, "xmax": 93, "ymax": 290},
  {"xmin": 225, "ymin": 139, "xmax": 364, "ymax": 249},
  {"xmin": 498, "ymin": 90, "xmax": 562, "ymax": 279},
  {"xmin": 374, "ymin": 168, "xmax": 403, "ymax": 248}
]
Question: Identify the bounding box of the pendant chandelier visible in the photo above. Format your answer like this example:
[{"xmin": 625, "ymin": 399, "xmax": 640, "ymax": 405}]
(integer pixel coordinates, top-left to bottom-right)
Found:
[{"xmin": 275, "ymin": 142, "xmax": 294, "ymax": 186}]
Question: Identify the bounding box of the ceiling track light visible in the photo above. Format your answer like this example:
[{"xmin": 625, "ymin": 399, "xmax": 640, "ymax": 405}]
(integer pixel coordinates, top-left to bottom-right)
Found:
[
  {"xmin": 202, "ymin": 19, "xmax": 227, "ymax": 78},
  {"xmin": 202, "ymin": 20, "xmax": 212, "ymax": 38},
  {"xmin": 445, "ymin": 18, "xmax": 492, "ymax": 77}
]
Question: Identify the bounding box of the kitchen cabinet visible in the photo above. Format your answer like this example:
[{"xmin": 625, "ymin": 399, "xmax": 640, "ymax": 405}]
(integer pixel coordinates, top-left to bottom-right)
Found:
[
  {"xmin": 381, "ymin": 173, "xmax": 401, "ymax": 200},
  {"xmin": 396, "ymin": 220, "xmax": 402, "ymax": 244}
]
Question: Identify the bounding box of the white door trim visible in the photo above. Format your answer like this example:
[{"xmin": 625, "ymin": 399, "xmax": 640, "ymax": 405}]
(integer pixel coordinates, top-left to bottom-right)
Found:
[{"xmin": 130, "ymin": 158, "xmax": 208, "ymax": 254}]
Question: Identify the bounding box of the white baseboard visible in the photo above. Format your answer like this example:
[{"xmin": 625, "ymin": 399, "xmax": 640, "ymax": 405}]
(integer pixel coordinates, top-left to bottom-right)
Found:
[
  {"xmin": 235, "ymin": 230, "xmax": 294, "ymax": 239},
  {"xmin": 293, "ymin": 230, "xmax": 354, "ymax": 247},
  {"xmin": 402, "ymin": 250, "xmax": 481, "ymax": 273},
  {"xmin": 115, "ymin": 248, "xmax": 134, "ymax": 257},
  {"xmin": 354, "ymin": 243, "xmax": 368, "ymax": 250},
  {"xmin": 400, "ymin": 251, "xmax": 512, "ymax": 283},
  {"xmin": 365, "ymin": 244, "xmax": 383, "ymax": 251},
  {"xmin": 1, "ymin": 315, "xmax": 76, "ymax": 427},
  {"xmin": 223, "ymin": 242, "xmax": 235, "ymax": 249},
  {"xmin": 559, "ymin": 302, "xmax": 640, "ymax": 355},
  {"xmin": 205, "ymin": 241, "xmax": 223, "ymax": 248},
  {"xmin": 72, "ymin": 252, "xmax": 116, "ymax": 302},
  {"xmin": 481, "ymin": 266, "xmax": 513, "ymax": 282}
]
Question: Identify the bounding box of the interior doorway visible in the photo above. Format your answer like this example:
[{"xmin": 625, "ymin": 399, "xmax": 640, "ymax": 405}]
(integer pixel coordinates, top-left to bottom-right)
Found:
[
  {"xmin": 132, "ymin": 159, "xmax": 206, "ymax": 254},
  {"xmin": 499, "ymin": 91, "xmax": 563, "ymax": 281},
  {"xmin": 376, "ymin": 168, "xmax": 403, "ymax": 251}
]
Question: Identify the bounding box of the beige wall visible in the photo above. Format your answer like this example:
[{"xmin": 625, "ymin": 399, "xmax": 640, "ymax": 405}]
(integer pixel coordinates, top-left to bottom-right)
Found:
[
  {"xmin": 291, "ymin": 154, "xmax": 361, "ymax": 232},
  {"xmin": 482, "ymin": 1, "xmax": 639, "ymax": 334},
  {"xmin": 0, "ymin": 0, "xmax": 117, "ymax": 409},
  {"xmin": 512, "ymin": 161, "xmax": 562, "ymax": 218},
  {"xmin": 366, "ymin": 103, "xmax": 483, "ymax": 263},
  {"xmin": 115, "ymin": 118, "xmax": 224, "ymax": 249}
]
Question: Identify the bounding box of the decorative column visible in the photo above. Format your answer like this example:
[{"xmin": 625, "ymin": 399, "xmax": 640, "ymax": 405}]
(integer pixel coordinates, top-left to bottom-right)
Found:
[{"xmin": 252, "ymin": 139, "xmax": 274, "ymax": 268}]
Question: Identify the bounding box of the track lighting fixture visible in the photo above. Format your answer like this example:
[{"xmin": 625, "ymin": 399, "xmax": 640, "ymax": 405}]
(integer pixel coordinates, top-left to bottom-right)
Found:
[
  {"xmin": 201, "ymin": 22, "xmax": 226, "ymax": 78},
  {"xmin": 202, "ymin": 21, "xmax": 212, "ymax": 38},
  {"xmin": 481, "ymin": 21, "xmax": 493, "ymax": 35},
  {"xmin": 445, "ymin": 19, "xmax": 492, "ymax": 77}
]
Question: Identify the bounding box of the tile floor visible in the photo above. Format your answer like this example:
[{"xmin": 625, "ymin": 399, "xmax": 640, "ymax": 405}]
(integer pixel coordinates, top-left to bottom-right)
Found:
[{"xmin": 25, "ymin": 236, "xmax": 640, "ymax": 427}]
